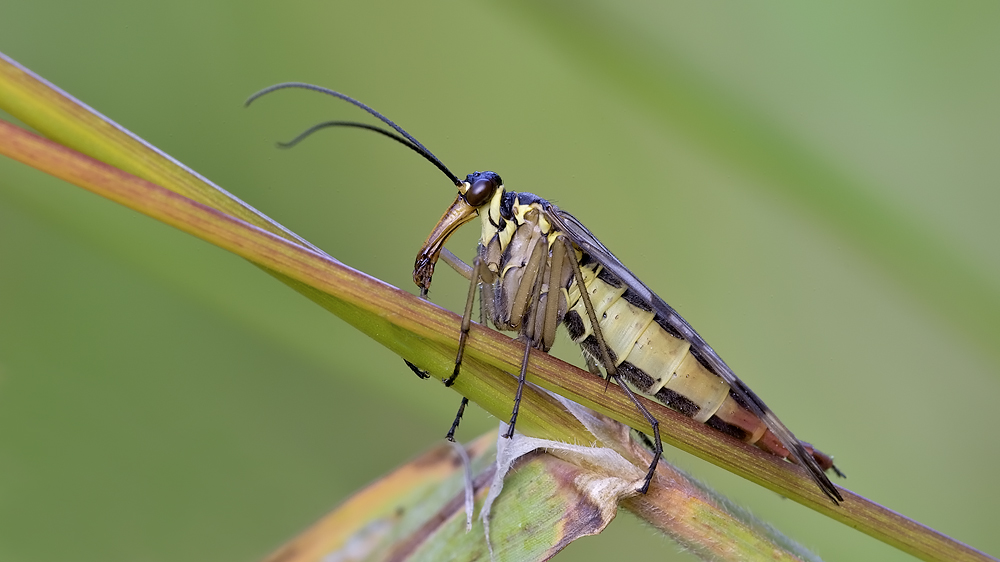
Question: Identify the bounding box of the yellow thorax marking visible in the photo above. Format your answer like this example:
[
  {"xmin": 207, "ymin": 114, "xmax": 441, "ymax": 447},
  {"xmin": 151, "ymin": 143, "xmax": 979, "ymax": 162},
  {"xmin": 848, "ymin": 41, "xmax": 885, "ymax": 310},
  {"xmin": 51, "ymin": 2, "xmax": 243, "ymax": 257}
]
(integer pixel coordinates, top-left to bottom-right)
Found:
[{"xmin": 479, "ymin": 186, "xmax": 513, "ymax": 249}]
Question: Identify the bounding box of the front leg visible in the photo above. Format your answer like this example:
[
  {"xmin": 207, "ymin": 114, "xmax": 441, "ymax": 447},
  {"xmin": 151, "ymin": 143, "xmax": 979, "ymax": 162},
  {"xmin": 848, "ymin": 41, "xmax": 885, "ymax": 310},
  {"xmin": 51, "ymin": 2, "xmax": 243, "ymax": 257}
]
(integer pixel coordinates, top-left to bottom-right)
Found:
[
  {"xmin": 445, "ymin": 256, "xmax": 484, "ymax": 387},
  {"xmin": 443, "ymin": 249, "xmax": 487, "ymax": 441}
]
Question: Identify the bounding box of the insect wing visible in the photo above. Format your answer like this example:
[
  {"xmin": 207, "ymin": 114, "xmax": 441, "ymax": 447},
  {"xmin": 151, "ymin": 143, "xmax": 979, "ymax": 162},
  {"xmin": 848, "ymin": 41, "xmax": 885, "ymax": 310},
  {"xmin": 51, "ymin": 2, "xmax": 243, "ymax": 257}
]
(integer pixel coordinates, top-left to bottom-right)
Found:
[{"xmin": 543, "ymin": 204, "xmax": 842, "ymax": 503}]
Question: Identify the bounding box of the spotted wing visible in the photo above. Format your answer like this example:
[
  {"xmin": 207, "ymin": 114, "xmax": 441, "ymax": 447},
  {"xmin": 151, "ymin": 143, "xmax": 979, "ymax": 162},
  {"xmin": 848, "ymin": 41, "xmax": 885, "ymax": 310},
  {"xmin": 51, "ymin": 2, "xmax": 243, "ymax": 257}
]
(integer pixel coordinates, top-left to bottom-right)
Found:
[{"xmin": 543, "ymin": 204, "xmax": 842, "ymax": 504}]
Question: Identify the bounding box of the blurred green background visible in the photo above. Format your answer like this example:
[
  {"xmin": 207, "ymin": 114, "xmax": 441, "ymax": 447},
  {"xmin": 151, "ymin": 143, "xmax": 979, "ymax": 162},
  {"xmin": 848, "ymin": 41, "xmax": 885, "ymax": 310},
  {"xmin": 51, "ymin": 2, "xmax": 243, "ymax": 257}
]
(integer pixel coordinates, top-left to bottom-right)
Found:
[{"xmin": 1, "ymin": 1, "xmax": 998, "ymax": 561}]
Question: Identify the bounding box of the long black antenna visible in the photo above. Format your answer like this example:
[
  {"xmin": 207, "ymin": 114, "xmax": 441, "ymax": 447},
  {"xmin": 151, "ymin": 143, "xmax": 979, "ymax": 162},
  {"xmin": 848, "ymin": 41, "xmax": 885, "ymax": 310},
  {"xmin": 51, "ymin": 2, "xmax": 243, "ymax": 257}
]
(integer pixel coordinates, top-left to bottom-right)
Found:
[
  {"xmin": 246, "ymin": 82, "xmax": 461, "ymax": 186},
  {"xmin": 276, "ymin": 120, "xmax": 458, "ymax": 184}
]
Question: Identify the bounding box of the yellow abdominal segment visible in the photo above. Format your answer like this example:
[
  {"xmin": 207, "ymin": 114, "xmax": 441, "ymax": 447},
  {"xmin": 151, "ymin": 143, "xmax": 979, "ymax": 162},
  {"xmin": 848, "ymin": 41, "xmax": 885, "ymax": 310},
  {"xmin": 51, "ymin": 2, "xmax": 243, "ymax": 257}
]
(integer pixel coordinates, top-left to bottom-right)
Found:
[{"xmin": 566, "ymin": 264, "xmax": 731, "ymax": 423}]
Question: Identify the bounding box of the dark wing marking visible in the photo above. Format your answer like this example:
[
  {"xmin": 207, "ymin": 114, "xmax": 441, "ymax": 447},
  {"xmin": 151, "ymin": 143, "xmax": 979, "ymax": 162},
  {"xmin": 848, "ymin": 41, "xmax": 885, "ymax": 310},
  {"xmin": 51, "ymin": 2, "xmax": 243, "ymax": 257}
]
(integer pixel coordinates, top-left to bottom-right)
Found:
[{"xmin": 544, "ymin": 204, "xmax": 842, "ymax": 504}]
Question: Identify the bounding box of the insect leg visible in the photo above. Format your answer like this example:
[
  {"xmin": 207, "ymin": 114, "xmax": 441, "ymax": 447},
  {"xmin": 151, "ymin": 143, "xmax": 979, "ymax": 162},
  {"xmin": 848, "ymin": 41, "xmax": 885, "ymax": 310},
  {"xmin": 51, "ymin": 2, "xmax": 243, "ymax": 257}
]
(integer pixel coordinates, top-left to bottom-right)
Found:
[
  {"xmin": 503, "ymin": 236, "xmax": 549, "ymax": 439},
  {"xmin": 445, "ymin": 256, "xmax": 484, "ymax": 387},
  {"xmin": 403, "ymin": 360, "xmax": 431, "ymax": 379},
  {"xmin": 562, "ymin": 238, "xmax": 662, "ymax": 494},
  {"xmin": 613, "ymin": 380, "xmax": 662, "ymax": 494},
  {"xmin": 562, "ymin": 241, "xmax": 615, "ymax": 378},
  {"xmin": 405, "ymin": 252, "xmax": 474, "ymax": 379},
  {"xmin": 440, "ymin": 248, "xmax": 474, "ymax": 280},
  {"xmin": 445, "ymin": 397, "xmax": 469, "ymax": 442},
  {"xmin": 541, "ymin": 237, "xmax": 568, "ymax": 351},
  {"xmin": 444, "ymin": 252, "xmax": 487, "ymax": 441},
  {"xmin": 504, "ymin": 340, "xmax": 534, "ymax": 439}
]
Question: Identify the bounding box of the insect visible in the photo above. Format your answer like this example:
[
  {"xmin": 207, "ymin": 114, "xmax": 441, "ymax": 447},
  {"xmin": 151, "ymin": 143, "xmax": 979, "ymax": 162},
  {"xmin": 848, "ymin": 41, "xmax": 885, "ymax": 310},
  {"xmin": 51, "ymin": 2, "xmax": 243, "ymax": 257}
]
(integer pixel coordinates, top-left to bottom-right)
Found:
[{"xmin": 246, "ymin": 83, "xmax": 845, "ymax": 504}]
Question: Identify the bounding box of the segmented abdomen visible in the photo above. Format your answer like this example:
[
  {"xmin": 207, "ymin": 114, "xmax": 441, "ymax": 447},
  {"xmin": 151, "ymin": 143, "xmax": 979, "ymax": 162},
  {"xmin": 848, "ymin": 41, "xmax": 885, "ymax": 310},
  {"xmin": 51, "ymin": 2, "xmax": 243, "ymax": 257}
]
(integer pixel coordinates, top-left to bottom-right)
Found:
[{"xmin": 562, "ymin": 259, "xmax": 794, "ymax": 458}]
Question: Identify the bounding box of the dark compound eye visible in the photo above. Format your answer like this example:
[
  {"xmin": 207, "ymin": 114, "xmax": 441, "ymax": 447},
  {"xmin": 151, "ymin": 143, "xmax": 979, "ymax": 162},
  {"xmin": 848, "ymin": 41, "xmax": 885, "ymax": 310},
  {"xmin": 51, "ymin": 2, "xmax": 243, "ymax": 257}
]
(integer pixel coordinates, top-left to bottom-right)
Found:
[{"xmin": 464, "ymin": 172, "xmax": 501, "ymax": 207}]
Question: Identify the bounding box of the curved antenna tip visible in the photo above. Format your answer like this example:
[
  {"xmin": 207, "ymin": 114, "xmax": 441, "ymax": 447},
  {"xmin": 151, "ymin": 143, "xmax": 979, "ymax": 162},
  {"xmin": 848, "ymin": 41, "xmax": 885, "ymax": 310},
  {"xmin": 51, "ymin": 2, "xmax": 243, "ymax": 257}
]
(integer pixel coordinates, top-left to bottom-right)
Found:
[
  {"xmin": 244, "ymin": 82, "xmax": 314, "ymax": 108},
  {"xmin": 245, "ymin": 82, "xmax": 461, "ymax": 185}
]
